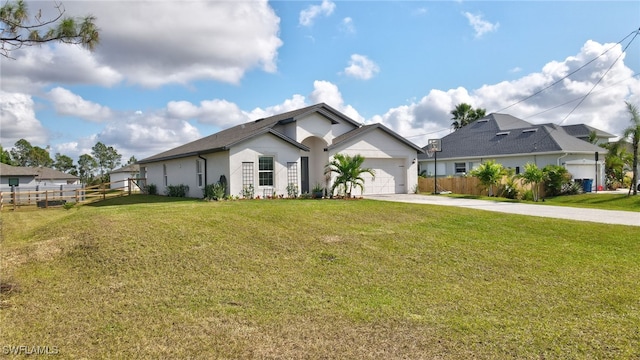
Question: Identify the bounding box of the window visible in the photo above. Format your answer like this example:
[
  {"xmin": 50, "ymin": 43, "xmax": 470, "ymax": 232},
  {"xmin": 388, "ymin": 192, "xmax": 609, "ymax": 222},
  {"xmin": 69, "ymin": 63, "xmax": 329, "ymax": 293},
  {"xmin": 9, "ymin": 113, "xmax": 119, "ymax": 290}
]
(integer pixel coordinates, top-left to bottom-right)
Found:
[
  {"xmin": 515, "ymin": 166, "xmax": 520, "ymax": 175},
  {"xmin": 259, "ymin": 156, "xmax": 274, "ymax": 186},
  {"xmin": 455, "ymin": 162, "xmax": 466, "ymax": 174},
  {"xmin": 163, "ymin": 164, "xmax": 168, "ymax": 186},
  {"xmin": 196, "ymin": 159, "xmax": 204, "ymax": 188}
]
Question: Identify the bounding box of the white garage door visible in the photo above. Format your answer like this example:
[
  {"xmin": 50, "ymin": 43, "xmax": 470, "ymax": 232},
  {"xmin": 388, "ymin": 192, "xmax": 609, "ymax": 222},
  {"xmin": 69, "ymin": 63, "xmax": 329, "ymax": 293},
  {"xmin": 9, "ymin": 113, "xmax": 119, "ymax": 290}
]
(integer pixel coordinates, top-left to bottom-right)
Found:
[{"xmin": 360, "ymin": 158, "xmax": 406, "ymax": 195}]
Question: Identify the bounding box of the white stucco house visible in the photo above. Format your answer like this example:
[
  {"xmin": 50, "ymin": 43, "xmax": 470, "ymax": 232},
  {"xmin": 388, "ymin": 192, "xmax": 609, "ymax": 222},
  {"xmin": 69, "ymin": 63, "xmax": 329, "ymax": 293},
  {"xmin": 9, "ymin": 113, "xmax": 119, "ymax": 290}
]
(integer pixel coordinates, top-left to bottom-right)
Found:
[
  {"xmin": 418, "ymin": 113, "xmax": 615, "ymax": 191},
  {"xmin": 138, "ymin": 103, "xmax": 423, "ymax": 198},
  {"xmin": 109, "ymin": 164, "xmax": 141, "ymax": 192},
  {"xmin": 0, "ymin": 163, "xmax": 79, "ymax": 191}
]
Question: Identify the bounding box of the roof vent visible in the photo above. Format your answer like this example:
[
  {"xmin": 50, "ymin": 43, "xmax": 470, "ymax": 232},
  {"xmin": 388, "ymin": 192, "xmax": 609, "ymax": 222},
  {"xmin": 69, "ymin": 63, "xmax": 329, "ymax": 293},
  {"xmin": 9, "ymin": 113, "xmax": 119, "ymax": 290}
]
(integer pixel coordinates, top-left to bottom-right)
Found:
[
  {"xmin": 522, "ymin": 128, "xmax": 538, "ymax": 133},
  {"xmin": 496, "ymin": 131, "xmax": 510, "ymax": 136},
  {"xmin": 477, "ymin": 119, "xmax": 489, "ymax": 123}
]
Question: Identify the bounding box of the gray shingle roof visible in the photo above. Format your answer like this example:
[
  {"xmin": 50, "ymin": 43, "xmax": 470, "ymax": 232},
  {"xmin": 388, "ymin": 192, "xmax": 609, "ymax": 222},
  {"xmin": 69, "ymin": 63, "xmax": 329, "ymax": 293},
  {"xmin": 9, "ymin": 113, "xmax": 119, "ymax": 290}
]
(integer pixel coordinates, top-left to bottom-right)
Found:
[
  {"xmin": 139, "ymin": 103, "xmax": 362, "ymax": 163},
  {"xmin": 110, "ymin": 163, "xmax": 140, "ymax": 174},
  {"xmin": 561, "ymin": 124, "xmax": 616, "ymax": 140},
  {"xmin": 0, "ymin": 163, "xmax": 78, "ymax": 180},
  {"xmin": 418, "ymin": 113, "xmax": 606, "ymax": 160}
]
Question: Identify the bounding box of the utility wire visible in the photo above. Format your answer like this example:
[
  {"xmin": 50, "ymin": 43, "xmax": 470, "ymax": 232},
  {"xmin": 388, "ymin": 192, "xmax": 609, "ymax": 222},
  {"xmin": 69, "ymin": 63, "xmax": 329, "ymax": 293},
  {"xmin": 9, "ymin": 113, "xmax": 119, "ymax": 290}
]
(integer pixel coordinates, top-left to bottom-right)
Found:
[{"xmin": 495, "ymin": 28, "xmax": 640, "ymax": 114}]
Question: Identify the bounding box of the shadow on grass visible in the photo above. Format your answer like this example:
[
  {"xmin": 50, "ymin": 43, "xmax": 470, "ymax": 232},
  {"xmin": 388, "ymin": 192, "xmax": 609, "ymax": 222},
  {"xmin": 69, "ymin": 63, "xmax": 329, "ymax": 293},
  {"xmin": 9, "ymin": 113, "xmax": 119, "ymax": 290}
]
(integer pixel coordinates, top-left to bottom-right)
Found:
[{"xmin": 84, "ymin": 194, "xmax": 197, "ymax": 207}]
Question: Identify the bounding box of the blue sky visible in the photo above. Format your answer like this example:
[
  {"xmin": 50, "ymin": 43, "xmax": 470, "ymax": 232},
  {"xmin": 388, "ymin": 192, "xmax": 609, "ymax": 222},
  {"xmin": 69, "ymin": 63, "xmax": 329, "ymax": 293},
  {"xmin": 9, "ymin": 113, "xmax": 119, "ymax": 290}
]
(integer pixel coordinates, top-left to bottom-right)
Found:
[{"xmin": 1, "ymin": 0, "xmax": 639, "ymax": 163}]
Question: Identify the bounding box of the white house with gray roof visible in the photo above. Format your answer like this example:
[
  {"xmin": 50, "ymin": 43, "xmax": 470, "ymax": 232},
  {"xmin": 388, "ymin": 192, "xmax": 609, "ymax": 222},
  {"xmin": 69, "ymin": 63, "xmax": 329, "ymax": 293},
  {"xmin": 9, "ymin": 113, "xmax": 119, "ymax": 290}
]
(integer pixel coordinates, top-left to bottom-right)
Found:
[
  {"xmin": 139, "ymin": 103, "xmax": 423, "ymax": 198},
  {"xmin": 418, "ymin": 113, "xmax": 614, "ymax": 191}
]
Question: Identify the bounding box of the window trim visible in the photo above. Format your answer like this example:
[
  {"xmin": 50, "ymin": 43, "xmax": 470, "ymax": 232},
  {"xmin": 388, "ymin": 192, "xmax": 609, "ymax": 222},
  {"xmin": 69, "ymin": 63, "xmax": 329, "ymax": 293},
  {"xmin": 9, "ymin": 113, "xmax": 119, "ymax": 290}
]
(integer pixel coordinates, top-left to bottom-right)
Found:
[
  {"xmin": 454, "ymin": 162, "xmax": 466, "ymax": 174},
  {"xmin": 258, "ymin": 156, "xmax": 274, "ymax": 187}
]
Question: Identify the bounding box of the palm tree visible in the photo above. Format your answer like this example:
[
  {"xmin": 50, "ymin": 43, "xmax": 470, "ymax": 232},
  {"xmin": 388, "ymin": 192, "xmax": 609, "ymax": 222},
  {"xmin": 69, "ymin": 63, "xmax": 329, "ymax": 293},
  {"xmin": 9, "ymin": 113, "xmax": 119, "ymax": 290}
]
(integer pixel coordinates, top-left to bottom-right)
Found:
[
  {"xmin": 518, "ymin": 163, "xmax": 545, "ymax": 202},
  {"xmin": 469, "ymin": 159, "xmax": 504, "ymax": 196},
  {"xmin": 620, "ymin": 101, "xmax": 640, "ymax": 195},
  {"xmin": 325, "ymin": 153, "xmax": 375, "ymax": 198},
  {"xmin": 450, "ymin": 103, "xmax": 487, "ymax": 130}
]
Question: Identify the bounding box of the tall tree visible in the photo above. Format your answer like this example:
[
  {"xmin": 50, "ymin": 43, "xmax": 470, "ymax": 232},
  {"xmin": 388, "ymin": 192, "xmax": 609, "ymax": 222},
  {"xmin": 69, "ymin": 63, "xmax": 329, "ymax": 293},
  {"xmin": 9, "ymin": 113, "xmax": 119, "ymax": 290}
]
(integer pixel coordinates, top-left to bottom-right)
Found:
[
  {"xmin": 620, "ymin": 101, "xmax": 640, "ymax": 195},
  {"xmin": 53, "ymin": 153, "xmax": 76, "ymax": 173},
  {"xmin": 9, "ymin": 138, "xmax": 32, "ymax": 166},
  {"xmin": 1, "ymin": 0, "xmax": 99, "ymax": 58},
  {"xmin": 450, "ymin": 103, "xmax": 487, "ymax": 130},
  {"xmin": 91, "ymin": 142, "xmax": 122, "ymax": 182},
  {"xmin": 325, "ymin": 153, "xmax": 375, "ymax": 198},
  {"xmin": 8, "ymin": 138, "xmax": 52, "ymax": 167},
  {"xmin": 77, "ymin": 154, "xmax": 97, "ymax": 185},
  {"xmin": 0, "ymin": 144, "xmax": 13, "ymax": 164},
  {"xmin": 126, "ymin": 155, "xmax": 138, "ymax": 165}
]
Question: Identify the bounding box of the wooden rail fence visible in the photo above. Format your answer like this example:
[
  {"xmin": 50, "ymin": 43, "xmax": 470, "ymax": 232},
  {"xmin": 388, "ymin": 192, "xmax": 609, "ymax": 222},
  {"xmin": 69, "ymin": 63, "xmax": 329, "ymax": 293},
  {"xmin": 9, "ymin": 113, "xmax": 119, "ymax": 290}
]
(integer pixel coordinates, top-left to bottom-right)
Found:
[{"xmin": 0, "ymin": 178, "xmax": 145, "ymax": 210}]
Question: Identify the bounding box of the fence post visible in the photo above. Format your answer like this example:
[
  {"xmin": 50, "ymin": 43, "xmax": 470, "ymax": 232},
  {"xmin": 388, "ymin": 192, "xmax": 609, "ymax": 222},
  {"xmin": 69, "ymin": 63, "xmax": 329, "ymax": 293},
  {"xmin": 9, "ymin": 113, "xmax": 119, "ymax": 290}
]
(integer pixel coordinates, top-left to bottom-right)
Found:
[
  {"xmin": 12, "ymin": 187, "xmax": 17, "ymax": 211},
  {"xmin": 102, "ymin": 183, "xmax": 106, "ymax": 200},
  {"xmin": 45, "ymin": 191, "xmax": 49, "ymax": 208},
  {"xmin": 0, "ymin": 191, "xmax": 3, "ymax": 211}
]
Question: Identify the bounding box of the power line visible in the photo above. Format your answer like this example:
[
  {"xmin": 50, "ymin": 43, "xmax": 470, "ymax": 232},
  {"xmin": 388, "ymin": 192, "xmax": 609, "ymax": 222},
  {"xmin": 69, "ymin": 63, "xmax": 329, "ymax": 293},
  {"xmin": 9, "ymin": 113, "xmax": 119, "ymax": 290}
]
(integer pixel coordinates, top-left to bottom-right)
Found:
[{"xmin": 495, "ymin": 28, "xmax": 640, "ymax": 115}]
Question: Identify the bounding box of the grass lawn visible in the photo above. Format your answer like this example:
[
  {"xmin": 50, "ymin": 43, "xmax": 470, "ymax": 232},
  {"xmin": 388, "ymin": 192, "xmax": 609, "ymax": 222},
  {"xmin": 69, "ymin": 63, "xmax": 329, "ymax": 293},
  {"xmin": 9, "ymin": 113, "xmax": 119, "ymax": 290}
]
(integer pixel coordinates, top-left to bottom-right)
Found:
[
  {"xmin": 1, "ymin": 196, "xmax": 639, "ymax": 359},
  {"xmin": 447, "ymin": 192, "xmax": 640, "ymax": 212}
]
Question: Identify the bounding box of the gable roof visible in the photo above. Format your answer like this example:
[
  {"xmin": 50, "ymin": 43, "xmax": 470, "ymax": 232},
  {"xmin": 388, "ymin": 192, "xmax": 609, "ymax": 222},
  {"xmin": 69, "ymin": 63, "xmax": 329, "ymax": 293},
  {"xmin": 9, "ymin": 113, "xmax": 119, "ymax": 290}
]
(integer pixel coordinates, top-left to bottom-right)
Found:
[
  {"xmin": 418, "ymin": 113, "xmax": 606, "ymax": 160},
  {"xmin": 327, "ymin": 123, "xmax": 424, "ymax": 152},
  {"xmin": 110, "ymin": 163, "xmax": 140, "ymax": 174},
  {"xmin": 0, "ymin": 163, "xmax": 78, "ymax": 180},
  {"xmin": 139, "ymin": 103, "xmax": 361, "ymax": 163}
]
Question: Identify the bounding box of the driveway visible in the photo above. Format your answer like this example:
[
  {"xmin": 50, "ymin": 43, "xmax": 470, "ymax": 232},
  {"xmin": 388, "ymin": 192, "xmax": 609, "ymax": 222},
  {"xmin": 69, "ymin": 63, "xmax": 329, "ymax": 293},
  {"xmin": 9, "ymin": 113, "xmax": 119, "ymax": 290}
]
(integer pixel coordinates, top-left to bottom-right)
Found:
[{"xmin": 365, "ymin": 194, "xmax": 640, "ymax": 227}]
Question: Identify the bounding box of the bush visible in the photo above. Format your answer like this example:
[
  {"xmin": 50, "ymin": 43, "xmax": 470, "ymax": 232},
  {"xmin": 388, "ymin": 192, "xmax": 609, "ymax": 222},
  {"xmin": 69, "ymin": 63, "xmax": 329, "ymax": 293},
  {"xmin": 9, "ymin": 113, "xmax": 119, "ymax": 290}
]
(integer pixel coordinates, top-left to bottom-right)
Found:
[
  {"xmin": 144, "ymin": 183, "xmax": 158, "ymax": 195},
  {"xmin": 165, "ymin": 184, "xmax": 189, "ymax": 197},
  {"xmin": 204, "ymin": 182, "xmax": 226, "ymax": 201},
  {"xmin": 521, "ymin": 189, "xmax": 534, "ymax": 201},
  {"xmin": 241, "ymin": 184, "xmax": 254, "ymax": 199},
  {"xmin": 286, "ymin": 183, "xmax": 299, "ymax": 198},
  {"xmin": 562, "ymin": 181, "xmax": 584, "ymax": 195},
  {"xmin": 543, "ymin": 165, "xmax": 571, "ymax": 197}
]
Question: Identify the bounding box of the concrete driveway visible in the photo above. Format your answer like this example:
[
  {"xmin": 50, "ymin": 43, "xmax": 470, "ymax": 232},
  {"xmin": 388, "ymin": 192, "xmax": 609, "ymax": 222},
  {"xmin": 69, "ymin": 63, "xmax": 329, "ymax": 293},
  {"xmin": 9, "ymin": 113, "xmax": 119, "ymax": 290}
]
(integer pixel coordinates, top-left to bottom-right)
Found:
[{"xmin": 365, "ymin": 194, "xmax": 640, "ymax": 227}]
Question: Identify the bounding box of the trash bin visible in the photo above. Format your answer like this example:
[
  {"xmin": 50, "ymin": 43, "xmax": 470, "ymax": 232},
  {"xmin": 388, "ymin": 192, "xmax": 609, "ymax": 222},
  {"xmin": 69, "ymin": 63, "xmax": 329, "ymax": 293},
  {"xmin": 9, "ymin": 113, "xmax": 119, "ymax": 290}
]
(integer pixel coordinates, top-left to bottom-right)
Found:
[{"xmin": 582, "ymin": 179, "xmax": 593, "ymax": 193}]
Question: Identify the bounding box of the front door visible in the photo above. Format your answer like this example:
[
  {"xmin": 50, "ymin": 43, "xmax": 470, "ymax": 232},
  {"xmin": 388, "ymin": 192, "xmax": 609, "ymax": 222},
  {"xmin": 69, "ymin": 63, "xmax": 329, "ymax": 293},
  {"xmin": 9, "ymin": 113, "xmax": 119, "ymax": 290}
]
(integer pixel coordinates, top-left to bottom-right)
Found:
[{"xmin": 301, "ymin": 156, "xmax": 309, "ymax": 194}]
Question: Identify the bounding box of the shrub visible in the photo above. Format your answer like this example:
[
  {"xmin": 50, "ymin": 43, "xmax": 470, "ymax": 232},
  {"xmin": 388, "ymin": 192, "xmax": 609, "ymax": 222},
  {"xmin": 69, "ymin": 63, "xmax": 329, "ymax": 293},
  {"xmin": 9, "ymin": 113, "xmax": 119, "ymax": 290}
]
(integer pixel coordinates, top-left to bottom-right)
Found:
[
  {"xmin": 165, "ymin": 184, "xmax": 189, "ymax": 197},
  {"xmin": 144, "ymin": 183, "xmax": 158, "ymax": 195},
  {"xmin": 241, "ymin": 184, "xmax": 254, "ymax": 199},
  {"xmin": 286, "ymin": 183, "xmax": 299, "ymax": 198},
  {"xmin": 562, "ymin": 181, "xmax": 584, "ymax": 195},
  {"xmin": 543, "ymin": 165, "xmax": 571, "ymax": 196},
  {"xmin": 204, "ymin": 182, "xmax": 226, "ymax": 201},
  {"xmin": 521, "ymin": 189, "xmax": 534, "ymax": 201}
]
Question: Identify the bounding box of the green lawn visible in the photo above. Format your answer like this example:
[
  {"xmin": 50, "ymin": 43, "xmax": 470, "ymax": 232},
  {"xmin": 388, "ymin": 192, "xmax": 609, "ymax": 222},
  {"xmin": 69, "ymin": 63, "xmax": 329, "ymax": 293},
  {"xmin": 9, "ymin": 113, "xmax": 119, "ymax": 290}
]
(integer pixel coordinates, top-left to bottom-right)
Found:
[
  {"xmin": 447, "ymin": 192, "xmax": 640, "ymax": 212},
  {"xmin": 1, "ymin": 196, "xmax": 639, "ymax": 359}
]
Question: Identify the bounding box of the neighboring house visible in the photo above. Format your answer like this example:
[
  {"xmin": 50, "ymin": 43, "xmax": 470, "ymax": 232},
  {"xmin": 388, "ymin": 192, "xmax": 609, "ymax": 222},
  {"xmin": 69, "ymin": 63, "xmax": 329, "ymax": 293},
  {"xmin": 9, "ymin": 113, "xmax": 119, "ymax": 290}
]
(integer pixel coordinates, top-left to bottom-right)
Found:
[
  {"xmin": 109, "ymin": 164, "xmax": 141, "ymax": 192},
  {"xmin": 0, "ymin": 163, "xmax": 79, "ymax": 191},
  {"xmin": 418, "ymin": 113, "xmax": 614, "ymax": 191},
  {"xmin": 139, "ymin": 103, "xmax": 423, "ymax": 198}
]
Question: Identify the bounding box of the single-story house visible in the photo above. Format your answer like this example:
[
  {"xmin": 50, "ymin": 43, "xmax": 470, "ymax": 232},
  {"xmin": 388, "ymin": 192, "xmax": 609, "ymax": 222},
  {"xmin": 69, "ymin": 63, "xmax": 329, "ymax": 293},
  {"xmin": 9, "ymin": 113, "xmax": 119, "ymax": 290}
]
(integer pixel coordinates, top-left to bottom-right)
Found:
[
  {"xmin": 418, "ymin": 113, "xmax": 614, "ymax": 191},
  {"xmin": 138, "ymin": 103, "xmax": 423, "ymax": 198},
  {"xmin": 109, "ymin": 164, "xmax": 141, "ymax": 191},
  {"xmin": 0, "ymin": 163, "xmax": 79, "ymax": 190}
]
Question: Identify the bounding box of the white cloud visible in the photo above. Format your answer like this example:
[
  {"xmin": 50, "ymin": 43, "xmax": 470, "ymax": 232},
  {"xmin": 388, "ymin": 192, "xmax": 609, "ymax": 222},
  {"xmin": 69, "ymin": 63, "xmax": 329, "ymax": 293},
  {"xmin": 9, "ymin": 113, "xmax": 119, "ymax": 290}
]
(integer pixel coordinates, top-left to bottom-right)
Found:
[
  {"xmin": 1, "ymin": 44, "xmax": 123, "ymax": 93},
  {"xmin": 344, "ymin": 54, "xmax": 380, "ymax": 80},
  {"xmin": 299, "ymin": 0, "xmax": 336, "ymax": 27},
  {"xmin": 463, "ymin": 12, "xmax": 499, "ymax": 38},
  {"xmin": 369, "ymin": 40, "xmax": 639, "ymax": 147},
  {"xmin": 509, "ymin": 67, "xmax": 522, "ymax": 73},
  {"xmin": 48, "ymin": 87, "xmax": 113, "ymax": 122},
  {"xmin": 309, "ymin": 80, "xmax": 364, "ymax": 122},
  {"xmin": 0, "ymin": 91, "xmax": 49, "ymax": 146},
  {"xmin": 340, "ymin": 17, "xmax": 355, "ymax": 34},
  {"xmin": 167, "ymin": 99, "xmax": 250, "ymax": 128},
  {"xmin": 5, "ymin": 1, "xmax": 282, "ymax": 89}
]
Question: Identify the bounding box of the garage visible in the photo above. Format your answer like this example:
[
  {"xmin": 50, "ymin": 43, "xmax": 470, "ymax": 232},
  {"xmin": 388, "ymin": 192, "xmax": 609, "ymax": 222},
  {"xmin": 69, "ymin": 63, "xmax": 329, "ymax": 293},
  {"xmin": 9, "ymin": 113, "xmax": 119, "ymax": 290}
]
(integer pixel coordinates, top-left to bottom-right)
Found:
[{"xmin": 359, "ymin": 158, "xmax": 407, "ymax": 195}]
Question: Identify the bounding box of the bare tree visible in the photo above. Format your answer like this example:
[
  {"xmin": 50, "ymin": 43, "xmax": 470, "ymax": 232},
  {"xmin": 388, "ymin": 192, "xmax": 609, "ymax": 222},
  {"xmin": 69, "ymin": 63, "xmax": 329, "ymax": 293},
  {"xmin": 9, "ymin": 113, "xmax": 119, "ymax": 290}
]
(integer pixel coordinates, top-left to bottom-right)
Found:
[{"xmin": 1, "ymin": 0, "xmax": 98, "ymax": 58}]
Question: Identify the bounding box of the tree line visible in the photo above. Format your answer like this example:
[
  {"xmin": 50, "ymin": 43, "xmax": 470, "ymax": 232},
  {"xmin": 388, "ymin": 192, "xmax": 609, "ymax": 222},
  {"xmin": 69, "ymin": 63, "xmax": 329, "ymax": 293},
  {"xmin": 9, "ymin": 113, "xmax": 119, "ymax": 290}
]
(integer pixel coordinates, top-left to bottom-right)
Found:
[{"xmin": 1, "ymin": 139, "xmax": 136, "ymax": 186}]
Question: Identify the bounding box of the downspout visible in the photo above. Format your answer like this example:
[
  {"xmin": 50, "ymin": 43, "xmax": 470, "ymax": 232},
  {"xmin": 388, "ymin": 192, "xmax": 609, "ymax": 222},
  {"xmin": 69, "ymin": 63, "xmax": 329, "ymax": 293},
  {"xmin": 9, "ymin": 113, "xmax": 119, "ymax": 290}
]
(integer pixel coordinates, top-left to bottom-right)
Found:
[
  {"xmin": 198, "ymin": 154, "xmax": 207, "ymax": 187},
  {"xmin": 556, "ymin": 153, "xmax": 569, "ymax": 166}
]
